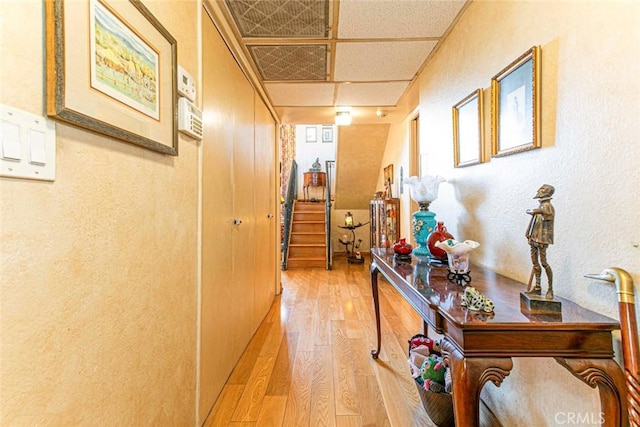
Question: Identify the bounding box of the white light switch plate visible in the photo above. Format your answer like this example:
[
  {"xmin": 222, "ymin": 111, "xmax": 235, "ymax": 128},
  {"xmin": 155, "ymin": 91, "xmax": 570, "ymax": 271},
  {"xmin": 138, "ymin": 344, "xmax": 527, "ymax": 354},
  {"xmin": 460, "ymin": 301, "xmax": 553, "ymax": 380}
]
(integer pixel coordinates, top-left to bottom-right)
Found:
[{"xmin": 1, "ymin": 105, "xmax": 56, "ymax": 181}]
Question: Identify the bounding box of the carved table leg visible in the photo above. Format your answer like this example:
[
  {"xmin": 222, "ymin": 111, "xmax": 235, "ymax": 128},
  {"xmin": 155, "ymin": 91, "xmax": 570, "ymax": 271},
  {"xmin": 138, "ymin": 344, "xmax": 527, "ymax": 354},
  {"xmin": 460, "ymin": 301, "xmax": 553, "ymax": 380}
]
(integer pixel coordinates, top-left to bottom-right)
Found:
[
  {"xmin": 556, "ymin": 358, "xmax": 629, "ymax": 427},
  {"xmin": 441, "ymin": 339, "xmax": 513, "ymax": 426},
  {"xmin": 370, "ymin": 262, "xmax": 381, "ymax": 359}
]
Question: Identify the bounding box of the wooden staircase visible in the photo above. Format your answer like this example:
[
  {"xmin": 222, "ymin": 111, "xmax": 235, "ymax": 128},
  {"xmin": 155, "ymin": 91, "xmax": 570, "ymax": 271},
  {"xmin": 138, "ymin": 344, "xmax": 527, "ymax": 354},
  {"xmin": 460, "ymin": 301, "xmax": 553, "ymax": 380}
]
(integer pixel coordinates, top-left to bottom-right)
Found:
[{"xmin": 286, "ymin": 201, "xmax": 326, "ymax": 269}]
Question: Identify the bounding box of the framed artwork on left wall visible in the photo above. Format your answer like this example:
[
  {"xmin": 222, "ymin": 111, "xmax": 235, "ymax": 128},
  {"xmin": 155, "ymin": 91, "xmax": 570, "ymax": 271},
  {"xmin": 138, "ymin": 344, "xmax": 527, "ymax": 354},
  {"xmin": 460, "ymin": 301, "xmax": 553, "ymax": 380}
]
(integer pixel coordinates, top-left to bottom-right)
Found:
[{"xmin": 45, "ymin": 0, "xmax": 178, "ymax": 155}]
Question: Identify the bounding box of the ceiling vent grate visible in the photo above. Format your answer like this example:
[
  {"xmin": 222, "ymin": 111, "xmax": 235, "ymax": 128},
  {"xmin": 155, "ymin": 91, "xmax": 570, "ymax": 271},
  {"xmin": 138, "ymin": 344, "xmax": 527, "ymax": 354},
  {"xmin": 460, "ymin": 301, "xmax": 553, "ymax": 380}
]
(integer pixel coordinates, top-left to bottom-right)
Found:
[
  {"xmin": 225, "ymin": 0, "xmax": 329, "ymax": 38},
  {"xmin": 249, "ymin": 45, "xmax": 327, "ymax": 81}
]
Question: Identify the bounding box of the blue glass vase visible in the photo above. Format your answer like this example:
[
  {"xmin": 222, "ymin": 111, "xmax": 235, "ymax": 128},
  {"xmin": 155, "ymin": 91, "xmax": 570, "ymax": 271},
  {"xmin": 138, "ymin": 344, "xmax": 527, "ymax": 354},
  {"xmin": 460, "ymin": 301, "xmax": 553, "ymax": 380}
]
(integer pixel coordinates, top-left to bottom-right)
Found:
[{"xmin": 411, "ymin": 202, "xmax": 437, "ymax": 257}]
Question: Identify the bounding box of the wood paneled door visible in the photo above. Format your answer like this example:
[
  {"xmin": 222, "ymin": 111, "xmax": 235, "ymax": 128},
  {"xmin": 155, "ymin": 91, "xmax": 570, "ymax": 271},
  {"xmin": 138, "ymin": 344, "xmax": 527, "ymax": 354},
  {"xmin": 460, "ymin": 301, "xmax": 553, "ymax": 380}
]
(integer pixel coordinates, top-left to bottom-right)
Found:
[{"xmin": 200, "ymin": 9, "xmax": 278, "ymax": 424}]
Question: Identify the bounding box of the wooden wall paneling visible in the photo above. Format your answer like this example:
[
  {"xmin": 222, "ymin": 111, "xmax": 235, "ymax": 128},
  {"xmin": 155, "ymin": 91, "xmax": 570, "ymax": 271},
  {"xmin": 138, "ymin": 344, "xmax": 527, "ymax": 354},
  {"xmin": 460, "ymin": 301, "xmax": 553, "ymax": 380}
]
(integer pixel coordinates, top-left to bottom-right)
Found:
[
  {"xmin": 200, "ymin": 13, "xmax": 236, "ymax": 421},
  {"xmin": 231, "ymin": 72, "xmax": 257, "ymax": 350},
  {"xmin": 253, "ymin": 97, "xmax": 277, "ymax": 328},
  {"xmin": 200, "ymin": 7, "xmax": 279, "ymax": 422}
]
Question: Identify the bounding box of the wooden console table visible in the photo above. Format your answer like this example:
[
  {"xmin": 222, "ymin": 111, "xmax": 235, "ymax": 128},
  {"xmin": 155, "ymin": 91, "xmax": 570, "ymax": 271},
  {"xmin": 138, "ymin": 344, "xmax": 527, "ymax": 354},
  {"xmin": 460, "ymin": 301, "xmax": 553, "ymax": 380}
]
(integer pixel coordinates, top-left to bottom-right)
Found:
[
  {"xmin": 369, "ymin": 248, "xmax": 628, "ymax": 426},
  {"xmin": 303, "ymin": 171, "xmax": 326, "ymax": 201}
]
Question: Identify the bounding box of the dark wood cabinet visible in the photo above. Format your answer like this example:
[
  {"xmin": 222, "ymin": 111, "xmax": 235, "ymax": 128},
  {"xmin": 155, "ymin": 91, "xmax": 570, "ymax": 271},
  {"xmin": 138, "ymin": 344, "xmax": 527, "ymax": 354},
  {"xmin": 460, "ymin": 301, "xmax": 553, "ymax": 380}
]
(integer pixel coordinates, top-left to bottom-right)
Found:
[{"xmin": 303, "ymin": 171, "xmax": 326, "ymax": 201}]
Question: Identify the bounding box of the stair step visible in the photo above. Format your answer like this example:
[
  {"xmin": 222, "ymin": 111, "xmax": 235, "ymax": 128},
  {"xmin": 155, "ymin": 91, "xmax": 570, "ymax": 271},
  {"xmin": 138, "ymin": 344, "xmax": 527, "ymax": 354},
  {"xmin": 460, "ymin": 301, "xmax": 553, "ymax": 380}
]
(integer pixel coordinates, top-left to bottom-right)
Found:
[
  {"xmin": 293, "ymin": 212, "xmax": 325, "ymax": 221},
  {"xmin": 294, "ymin": 201, "xmax": 325, "ymax": 211},
  {"xmin": 290, "ymin": 232, "xmax": 326, "ymax": 244},
  {"xmin": 288, "ymin": 244, "xmax": 326, "ymax": 257},
  {"xmin": 287, "ymin": 257, "xmax": 326, "ymax": 269},
  {"xmin": 291, "ymin": 231, "xmax": 325, "ymax": 234},
  {"xmin": 287, "ymin": 200, "xmax": 327, "ymax": 268},
  {"xmin": 291, "ymin": 222, "xmax": 325, "ymax": 233}
]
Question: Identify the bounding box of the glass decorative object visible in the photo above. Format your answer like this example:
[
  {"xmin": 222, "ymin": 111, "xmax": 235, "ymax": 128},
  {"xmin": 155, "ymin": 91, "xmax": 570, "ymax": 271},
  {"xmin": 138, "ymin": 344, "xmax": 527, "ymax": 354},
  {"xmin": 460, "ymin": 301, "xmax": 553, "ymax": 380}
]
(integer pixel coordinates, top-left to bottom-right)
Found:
[
  {"xmin": 345, "ymin": 211, "xmax": 353, "ymax": 227},
  {"xmin": 404, "ymin": 175, "xmax": 445, "ymax": 257},
  {"xmin": 434, "ymin": 239, "xmax": 480, "ymax": 285}
]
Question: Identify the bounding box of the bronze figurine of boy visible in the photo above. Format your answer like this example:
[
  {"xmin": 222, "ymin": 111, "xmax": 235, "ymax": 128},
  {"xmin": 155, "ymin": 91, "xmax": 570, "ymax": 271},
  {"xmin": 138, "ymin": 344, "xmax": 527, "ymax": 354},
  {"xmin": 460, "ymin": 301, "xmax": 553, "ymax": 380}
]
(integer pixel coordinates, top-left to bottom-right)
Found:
[{"xmin": 525, "ymin": 184, "xmax": 555, "ymax": 299}]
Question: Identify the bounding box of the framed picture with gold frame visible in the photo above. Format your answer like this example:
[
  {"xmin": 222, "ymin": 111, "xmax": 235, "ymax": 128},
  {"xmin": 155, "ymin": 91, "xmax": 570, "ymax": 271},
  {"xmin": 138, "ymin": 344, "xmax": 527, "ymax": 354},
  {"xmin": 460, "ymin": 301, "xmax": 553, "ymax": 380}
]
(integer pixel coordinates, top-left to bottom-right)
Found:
[
  {"xmin": 46, "ymin": 0, "xmax": 178, "ymax": 155},
  {"xmin": 383, "ymin": 164, "xmax": 394, "ymax": 184},
  {"xmin": 453, "ymin": 88, "xmax": 484, "ymax": 167},
  {"xmin": 491, "ymin": 46, "xmax": 541, "ymax": 158}
]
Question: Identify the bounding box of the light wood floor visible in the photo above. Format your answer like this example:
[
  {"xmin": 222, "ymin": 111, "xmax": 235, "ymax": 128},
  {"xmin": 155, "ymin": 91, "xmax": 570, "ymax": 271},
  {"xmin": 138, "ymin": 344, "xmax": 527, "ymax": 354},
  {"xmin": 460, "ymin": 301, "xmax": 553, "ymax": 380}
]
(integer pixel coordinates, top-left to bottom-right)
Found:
[{"xmin": 203, "ymin": 256, "xmax": 435, "ymax": 427}]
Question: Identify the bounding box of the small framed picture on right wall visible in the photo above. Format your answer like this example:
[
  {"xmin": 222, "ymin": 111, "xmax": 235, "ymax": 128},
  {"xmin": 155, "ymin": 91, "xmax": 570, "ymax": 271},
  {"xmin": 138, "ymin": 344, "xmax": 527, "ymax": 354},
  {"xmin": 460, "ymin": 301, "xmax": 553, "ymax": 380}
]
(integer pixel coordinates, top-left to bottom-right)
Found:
[
  {"xmin": 453, "ymin": 88, "xmax": 484, "ymax": 167},
  {"xmin": 491, "ymin": 45, "xmax": 541, "ymax": 157}
]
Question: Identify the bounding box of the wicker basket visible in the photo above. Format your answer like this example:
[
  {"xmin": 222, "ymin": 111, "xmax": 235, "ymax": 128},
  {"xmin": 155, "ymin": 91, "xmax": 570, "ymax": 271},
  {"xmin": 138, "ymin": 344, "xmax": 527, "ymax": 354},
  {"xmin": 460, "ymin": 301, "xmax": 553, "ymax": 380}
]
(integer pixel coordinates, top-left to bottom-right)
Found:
[
  {"xmin": 414, "ymin": 380, "xmax": 455, "ymax": 427},
  {"xmin": 408, "ymin": 334, "xmax": 455, "ymax": 427}
]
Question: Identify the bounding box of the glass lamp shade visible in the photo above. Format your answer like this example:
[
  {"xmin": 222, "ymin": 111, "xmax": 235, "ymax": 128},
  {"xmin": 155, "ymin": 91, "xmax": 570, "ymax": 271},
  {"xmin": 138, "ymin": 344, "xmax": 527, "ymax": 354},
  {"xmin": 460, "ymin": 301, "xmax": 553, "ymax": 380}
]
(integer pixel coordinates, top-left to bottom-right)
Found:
[
  {"xmin": 345, "ymin": 211, "xmax": 353, "ymax": 227},
  {"xmin": 434, "ymin": 239, "xmax": 480, "ymax": 284}
]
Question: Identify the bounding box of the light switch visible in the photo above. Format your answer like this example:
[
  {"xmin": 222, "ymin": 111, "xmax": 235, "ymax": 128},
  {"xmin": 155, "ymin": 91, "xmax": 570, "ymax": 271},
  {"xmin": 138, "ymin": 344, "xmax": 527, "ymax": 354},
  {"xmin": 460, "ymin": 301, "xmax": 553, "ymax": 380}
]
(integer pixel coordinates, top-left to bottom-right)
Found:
[
  {"xmin": 28, "ymin": 129, "xmax": 47, "ymax": 165},
  {"xmin": 0, "ymin": 104, "xmax": 55, "ymax": 181},
  {"xmin": 1, "ymin": 120, "xmax": 22, "ymax": 160}
]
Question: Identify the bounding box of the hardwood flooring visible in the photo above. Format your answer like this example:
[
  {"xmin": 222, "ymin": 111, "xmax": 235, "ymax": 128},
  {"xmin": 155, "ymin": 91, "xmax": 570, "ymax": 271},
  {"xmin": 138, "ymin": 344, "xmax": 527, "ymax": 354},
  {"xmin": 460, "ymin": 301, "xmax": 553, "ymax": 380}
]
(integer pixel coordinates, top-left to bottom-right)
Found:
[{"xmin": 203, "ymin": 256, "xmax": 435, "ymax": 427}]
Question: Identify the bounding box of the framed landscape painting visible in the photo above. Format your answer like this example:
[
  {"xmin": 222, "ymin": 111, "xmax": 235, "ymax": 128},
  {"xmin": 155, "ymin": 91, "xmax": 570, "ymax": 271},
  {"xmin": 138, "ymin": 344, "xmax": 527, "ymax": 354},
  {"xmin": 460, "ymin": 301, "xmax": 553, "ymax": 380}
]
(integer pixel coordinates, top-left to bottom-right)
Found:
[{"xmin": 46, "ymin": 0, "xmax": 178, "ymax": 155}]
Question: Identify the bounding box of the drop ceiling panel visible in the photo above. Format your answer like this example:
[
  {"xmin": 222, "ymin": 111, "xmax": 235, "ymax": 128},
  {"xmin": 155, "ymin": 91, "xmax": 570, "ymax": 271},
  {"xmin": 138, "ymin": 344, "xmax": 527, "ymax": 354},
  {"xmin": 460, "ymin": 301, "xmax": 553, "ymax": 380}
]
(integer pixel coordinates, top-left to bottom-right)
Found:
[
  {"xmin": 249, "ymin": 45, "xmax": 328, "ymax": 81},
  {"xmin": 265, "ymin": 82, "xmax": 335, "ymax": 106},
  {"xmin": 336, "ymin": 82, "xmax": 409, "ymax": 106},
  {"xmin": 338, "ymin": 0, "xmax": 467, "ymax": 39},
  {"xmin": 225, "ymin": 0, "xmax": 329, "ymax": 37},
  {"xmin": 214, "ymin": 0, "xmax": 467, "ymax": 122},
  {"xmin": 334, "ymin": 41, "xmax": 437, "ymax": 82}
]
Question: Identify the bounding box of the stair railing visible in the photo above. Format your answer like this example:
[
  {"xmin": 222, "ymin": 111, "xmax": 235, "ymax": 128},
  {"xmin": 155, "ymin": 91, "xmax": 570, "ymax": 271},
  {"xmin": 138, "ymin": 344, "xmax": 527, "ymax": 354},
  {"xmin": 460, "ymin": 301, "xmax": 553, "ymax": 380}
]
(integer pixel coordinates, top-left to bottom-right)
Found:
[
  {"xmin": 325, "ymin": 160, "xmax": 335, "ymax": 270},
  {"xmin": 584, "ymin": 268, "xmax": 638, "ymax": 426},
  {"xmin": 281, "ymin": 160, "xmax": 298, "ymax": 270}
]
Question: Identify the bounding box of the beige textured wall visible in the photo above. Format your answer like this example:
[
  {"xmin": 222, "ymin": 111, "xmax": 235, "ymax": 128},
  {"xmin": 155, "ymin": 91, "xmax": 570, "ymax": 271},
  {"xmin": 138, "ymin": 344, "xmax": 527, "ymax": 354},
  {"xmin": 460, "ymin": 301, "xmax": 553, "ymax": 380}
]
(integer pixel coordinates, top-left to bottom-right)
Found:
[
  {"xmin": 332, "ymin": 208, "xmax": 371, "ymax": 255},
  {"xmin": 378, "ymin": 117, "xmax": 415, "ymax": 243},
  {"xmin": 334, "ymin": 124, "xmax": 390, "ymax": 210},
  {"xmin": 382, "ymin": 1, "xmax": 640, "ymax": 425},
  {"xmin": 0, "ymin": 1, "xmax": 200, "ymax": 424}
]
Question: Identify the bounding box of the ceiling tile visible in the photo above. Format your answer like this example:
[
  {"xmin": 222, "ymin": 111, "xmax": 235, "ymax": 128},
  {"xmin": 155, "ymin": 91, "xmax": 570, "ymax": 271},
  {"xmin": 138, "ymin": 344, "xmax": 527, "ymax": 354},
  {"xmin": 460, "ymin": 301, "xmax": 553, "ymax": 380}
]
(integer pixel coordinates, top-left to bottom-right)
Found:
[
  {"xmin": 338, "ymin": 0, "xmax": 467, "ymax": 39},
  {"xmin": 225, "ymin": 0, "xmax": 329, "ymax": 37},
  {"xmin": 265, "ymin": 82, "xmax": 335, "ymax": 106},
  {"xmin": 336, "ymin": 82, "xmax": 409, "ymax": 106},
  {"xmin": 248, "ymin": 45, "xmax": 327, "ymax": 81},
  {"xmin": 334, "ymin": 41, "xmax": 437, "ymax": 81}
]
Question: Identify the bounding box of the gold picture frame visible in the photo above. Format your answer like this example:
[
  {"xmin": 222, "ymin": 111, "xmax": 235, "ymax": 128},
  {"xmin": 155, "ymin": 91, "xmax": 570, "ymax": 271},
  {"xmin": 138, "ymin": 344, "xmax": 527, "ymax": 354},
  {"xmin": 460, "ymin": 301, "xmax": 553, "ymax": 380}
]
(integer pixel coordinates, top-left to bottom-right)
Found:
[
  {"xmin": 453, "ymin": 88, "xmax": 484, "ymax": 167},
  {"xmin": 491, "ymin": 46, "xmax": 541, "ymax": 158},
  {"xmin": 384, "ymin": 164, "xmax": 394, "ymax": 184},
  {"xmin": 46, "ymin": 0, "xmax": 178, "ymax": 155}
]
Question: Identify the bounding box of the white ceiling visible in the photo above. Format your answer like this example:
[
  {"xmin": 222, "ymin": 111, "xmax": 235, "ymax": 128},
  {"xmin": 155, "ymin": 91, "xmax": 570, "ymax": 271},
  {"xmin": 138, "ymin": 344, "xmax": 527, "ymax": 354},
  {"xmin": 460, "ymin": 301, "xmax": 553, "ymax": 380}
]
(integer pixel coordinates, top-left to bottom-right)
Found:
[{"xmin": 211, "ymin": 0, "xmax": 470, "ymax": 124}]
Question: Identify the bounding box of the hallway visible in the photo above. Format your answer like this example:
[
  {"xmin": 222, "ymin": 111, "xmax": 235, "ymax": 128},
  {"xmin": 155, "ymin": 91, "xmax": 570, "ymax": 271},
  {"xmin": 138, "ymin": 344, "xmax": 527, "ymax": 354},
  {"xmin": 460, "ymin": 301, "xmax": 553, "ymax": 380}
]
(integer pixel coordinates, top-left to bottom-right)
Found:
[{"xmin": 204, "ymin": 257, "xmax": 432, "ymax": 426}]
